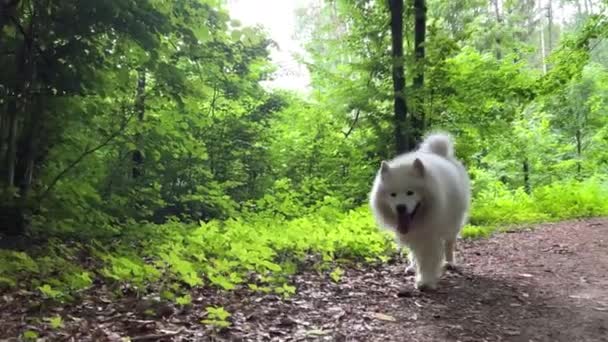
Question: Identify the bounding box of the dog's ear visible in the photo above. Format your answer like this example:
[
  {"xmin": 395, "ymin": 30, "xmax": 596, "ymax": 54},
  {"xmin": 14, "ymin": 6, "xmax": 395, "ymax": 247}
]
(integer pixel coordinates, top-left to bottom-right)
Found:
[
  {"xmin": 380, "ymin": 160, "xmax": 391, "ymax": 176},
  {"xmin": 413, "ymin": 158, "xmax": 425, "ymax": 177}
]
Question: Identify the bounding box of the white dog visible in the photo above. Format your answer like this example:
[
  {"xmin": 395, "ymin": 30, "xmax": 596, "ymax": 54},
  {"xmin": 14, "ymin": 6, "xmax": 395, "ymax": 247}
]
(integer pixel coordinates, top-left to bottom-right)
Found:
[{"xmin": 369, "ymin": 132, "xmax": 471, "ymax": 290}]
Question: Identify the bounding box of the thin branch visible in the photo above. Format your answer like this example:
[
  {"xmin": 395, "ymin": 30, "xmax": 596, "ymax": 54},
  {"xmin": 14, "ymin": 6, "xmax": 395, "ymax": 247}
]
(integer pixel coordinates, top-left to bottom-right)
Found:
[
  {"xmin": 342, "ymin": 108, "xmax": 360, "ymax": 138},
  {"xmin": 37, "ymin": 111, "xmax": 135, "ymax": 203},
  {"xmin": 342, "ymin": 69, "xmax": 376, "ymax": 138},
  {"xmin": 192, "ymin": 59, "xmax": 219, "ymax": 118}
]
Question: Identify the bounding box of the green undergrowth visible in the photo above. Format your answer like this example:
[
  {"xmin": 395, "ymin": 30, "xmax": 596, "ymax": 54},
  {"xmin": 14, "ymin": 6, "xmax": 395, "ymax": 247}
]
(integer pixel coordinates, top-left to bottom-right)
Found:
[
  {"xmin": 1, "ymin": 177, "xmax": 607, "ymax": 302},
  {"xmin": 461, "ymin": 176, "xmax": 608, "ymax": 238},
  {"xmin": 0, "ymin": 206, "xmax": 396, "ymax": 302}
]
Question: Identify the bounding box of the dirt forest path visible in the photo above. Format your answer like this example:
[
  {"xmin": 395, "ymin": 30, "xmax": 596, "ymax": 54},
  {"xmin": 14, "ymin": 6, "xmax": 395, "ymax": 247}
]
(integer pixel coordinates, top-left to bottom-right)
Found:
[
  {"xmin": 222, "ymin": 218, "xmax": 608, "ymax": 342},
  {"xmin": 2, "ymin": 219, "xmax": 608, "ymax": 341}
]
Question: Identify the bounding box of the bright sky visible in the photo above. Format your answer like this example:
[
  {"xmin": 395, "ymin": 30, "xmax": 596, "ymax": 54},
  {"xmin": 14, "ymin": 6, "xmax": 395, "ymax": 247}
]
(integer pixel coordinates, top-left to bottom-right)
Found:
[{"xmin": 226, "ymin": 0, "xmax": 312, "ymax": 92}]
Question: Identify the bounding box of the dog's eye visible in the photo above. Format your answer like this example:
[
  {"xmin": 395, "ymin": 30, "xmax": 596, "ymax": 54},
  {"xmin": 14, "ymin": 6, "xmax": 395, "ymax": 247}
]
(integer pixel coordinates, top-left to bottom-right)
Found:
[
  {"xmin": 390, "ymin": 193, "xmax": 397, "ymax": 197},
  {"xmin": 406, "ymin": 190, "xmax": 414, "ymax": 196}
]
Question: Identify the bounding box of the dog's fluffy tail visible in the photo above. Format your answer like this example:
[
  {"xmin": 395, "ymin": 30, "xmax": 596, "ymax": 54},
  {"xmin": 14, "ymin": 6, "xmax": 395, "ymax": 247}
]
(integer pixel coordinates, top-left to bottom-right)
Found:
[{"xmin": 419, "ymin": 132, "xmax": 455, "ymax": 158}]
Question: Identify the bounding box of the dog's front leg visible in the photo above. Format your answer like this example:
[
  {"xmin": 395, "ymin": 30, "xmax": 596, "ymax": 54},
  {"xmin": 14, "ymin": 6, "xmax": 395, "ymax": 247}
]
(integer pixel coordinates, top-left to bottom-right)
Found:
[
  {"xmin": 413, "ymin": 243, "xmax": 444, "ymax": 291},
  {"xmin": 444, "ymin": 238, "xmax": 457, "ymax": 268},
  {"xmin": 405, "ymin": 253, "xmax": 416, "ymax": 275}
]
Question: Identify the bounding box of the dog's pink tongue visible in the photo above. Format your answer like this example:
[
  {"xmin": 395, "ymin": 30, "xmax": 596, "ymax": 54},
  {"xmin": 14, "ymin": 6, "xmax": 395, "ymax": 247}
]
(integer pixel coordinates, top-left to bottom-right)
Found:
[{"xmin": 397, "ymin": 211, "xmax": 411, "ymax": 234}]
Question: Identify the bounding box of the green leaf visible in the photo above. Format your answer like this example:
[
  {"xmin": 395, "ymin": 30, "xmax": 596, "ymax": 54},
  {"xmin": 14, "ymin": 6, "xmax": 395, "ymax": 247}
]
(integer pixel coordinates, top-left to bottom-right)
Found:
[
  {"xmin": 22, "ymin": 330, "xmax": 39, "ymax": 341},
  {"xmin": 45, "ymin": 315, "xmax": 64, "ymax": 329}
]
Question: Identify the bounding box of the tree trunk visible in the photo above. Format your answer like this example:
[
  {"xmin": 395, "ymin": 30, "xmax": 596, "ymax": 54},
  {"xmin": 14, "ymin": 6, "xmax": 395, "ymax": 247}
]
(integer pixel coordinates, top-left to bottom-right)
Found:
[
  {"xmin": 492, "ymin": 0, "xmax": 503, "ymax": 60},
  {"xmin": 0, "ymin": 108, "xmax": 8, "ymax": 165},
  {"xmin": 412, "ymin": 0, "xmax": 426, "ymax": 145},
  {"xmin": 5, "ymin": 100, "xmax": 18, "ymax": 187},
  {"xmin": 523, "ymin": 158, "xmax": 531, "ymax": 194},
  {"xmin": 388, "ymin": 0, "xmax": 409, "ymax": 154},
  {"xmin": 538, "ymin": 0, "xmax": 546, "ymax": 74},
  {"xmin": 576, "ymin": 128, "xmax": 582, "ymax": 179},
  {"xmin": 132, "ymin": 69, "xmax": 146, "ymax": 178},
  {"xmin": 575, "ymin": 0, "xmax": 582, "ymax": 17},
  {"xmin": 4, "ymin": 38, "xmax": 28, "ymax": 189},
  {"xmin": 17, "ymin": 97, "xmax": 43, "ymax": 198},
  {"xmin": 1, "ymin": 7, "xmax": 33, "ymax": 236},
  {"xmin": 547, "ymin": 0, "xmax": 553, "ymax": 53}
]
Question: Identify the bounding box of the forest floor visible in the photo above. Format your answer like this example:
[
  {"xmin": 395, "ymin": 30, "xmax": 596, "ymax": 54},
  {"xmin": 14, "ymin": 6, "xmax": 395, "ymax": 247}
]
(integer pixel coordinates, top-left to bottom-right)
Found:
[{"xmin": 1, "ymin": 218, "xmax": 608, "ymax": 341}]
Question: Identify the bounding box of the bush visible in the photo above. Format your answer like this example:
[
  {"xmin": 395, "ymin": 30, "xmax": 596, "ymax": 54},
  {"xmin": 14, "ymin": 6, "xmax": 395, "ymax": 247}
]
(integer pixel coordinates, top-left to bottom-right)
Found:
[{"xmin": 470, "ymin": 176, "xmax": 608, "ymax": 226}]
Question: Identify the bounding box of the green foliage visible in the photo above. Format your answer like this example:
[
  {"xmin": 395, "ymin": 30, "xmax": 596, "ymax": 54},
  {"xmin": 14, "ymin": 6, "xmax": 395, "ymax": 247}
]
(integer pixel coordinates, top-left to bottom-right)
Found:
[
  {"xmin": 460, "ymin": 225, "xmax": 496, "ymax": 240},
  {"xmin": 0, "ymin": 244, "xmax": 92, "ymax": 300},
  {"xmin": 0, "ymin": 251, "xmax": 38, "ymax": 288},
  {"xmin": 532, "ymin": 177, "xmax": 608, "ymax": 219},
  {"xmin": 38, "ymin": 284, "xmax": 63, "ymax": 300},
  {"xmin": 44, "ymin": 315, "xmax": 65, "ymax": 330},
  {"xmin": 330, "ymin": 267, "xmax": 345, "ymax": 283},
  {"xmin": 202, "ymin": 306, "xmax": 232, "ymax": 329},
  {"xmin": 100, "ymin": 254, "xmax": 162, "ymax": 287},
  {"xmin": 21, "ymin": 330, "xmax": 39, "ymax": 342},
  {"xmin": 1, "ymin": 0, "xmax": 285, "ymax": 235},
  {"xmin": 275, "ymin": 283, "xmax": 297, "ymax": 298},
  {"xmin": 471, "ymin": 176, "xmax": 608, "ymax": 226},
  {"xmin": 0, "ymin": 204, "xmax": 395, "ymax": 299},
  {"xmin": 175, "ymin": 294, "xmax": 193, "ymax": 306},
  {"xmin": 128, "ymin": 205, "xmax": 393, "ymax": 292}
]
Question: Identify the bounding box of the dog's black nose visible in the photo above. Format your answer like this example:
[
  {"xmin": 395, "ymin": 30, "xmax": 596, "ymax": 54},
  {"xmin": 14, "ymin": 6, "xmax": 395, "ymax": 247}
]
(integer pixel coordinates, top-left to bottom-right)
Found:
[{"xmin": 396, "ymin": 204, "xmax": 407, "ymax": 214}]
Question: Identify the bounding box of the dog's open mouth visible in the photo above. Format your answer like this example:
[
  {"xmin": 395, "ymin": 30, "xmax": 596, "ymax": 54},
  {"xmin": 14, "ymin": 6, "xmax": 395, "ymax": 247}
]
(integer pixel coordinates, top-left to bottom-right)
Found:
[{"xmin": 397, "ymin": 203, "xmax": 420, "ymax": 234}]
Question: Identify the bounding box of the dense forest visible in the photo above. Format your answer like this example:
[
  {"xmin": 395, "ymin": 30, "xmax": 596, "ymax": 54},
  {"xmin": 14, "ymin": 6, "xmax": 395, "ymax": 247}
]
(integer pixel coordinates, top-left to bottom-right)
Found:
[{"xmin": 1, "ymin": 0, "xmax": 608, "ymax": 339}]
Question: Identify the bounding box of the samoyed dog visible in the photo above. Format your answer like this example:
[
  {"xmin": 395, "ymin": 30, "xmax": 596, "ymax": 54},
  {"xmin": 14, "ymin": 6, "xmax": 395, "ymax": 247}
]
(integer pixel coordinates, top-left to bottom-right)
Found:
[{"xmin": 369, "ymin": 132, "xmax": 471, "ymax": 290}]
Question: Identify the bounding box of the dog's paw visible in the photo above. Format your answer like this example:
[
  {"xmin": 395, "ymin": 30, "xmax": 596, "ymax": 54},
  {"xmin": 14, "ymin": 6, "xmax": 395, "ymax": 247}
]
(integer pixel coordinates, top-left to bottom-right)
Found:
[
  {"xmin": 405, "ymin": 265, "xmax": 416, "ymax": 276},
  {"xmin": 415, "ymin": 279, "xmax": 437, "ymax": 292},
  {"xmin": 415, "ymin": 282, "xmax": 437, "ymax": 292}
]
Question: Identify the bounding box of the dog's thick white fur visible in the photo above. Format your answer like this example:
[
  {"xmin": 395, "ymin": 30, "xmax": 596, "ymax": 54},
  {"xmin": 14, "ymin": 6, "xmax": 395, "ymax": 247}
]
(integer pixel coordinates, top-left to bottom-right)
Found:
[{"xmin": 369, "ymin": 132, "xmax": 471, "ymax": 290}]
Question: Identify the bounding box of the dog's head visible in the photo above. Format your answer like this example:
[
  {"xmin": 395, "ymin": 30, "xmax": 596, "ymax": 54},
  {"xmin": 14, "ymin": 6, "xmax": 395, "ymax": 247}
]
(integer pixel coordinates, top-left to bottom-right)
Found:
[{"xmin": 375, "ymin": 158, "xmax": 426, "ymax": 234}]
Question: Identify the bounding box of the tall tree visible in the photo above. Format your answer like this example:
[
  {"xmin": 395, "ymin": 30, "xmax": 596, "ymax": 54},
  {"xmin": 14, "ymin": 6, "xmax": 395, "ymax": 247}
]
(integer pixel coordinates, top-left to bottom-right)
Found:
[
  {"xmin": 412, "ymin": 0, "xmax": 427, "ymax": 140},
  {"xmin": 132, "ymin": 69, "xmax": 146, "ymax": 179},
  {"xmin": 388, "ymin": 0, "xmax": 409, "ymax": 154},
  {"xmin": 492, "ymin": 0, "xmax": 503, "ymax": 59}
]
